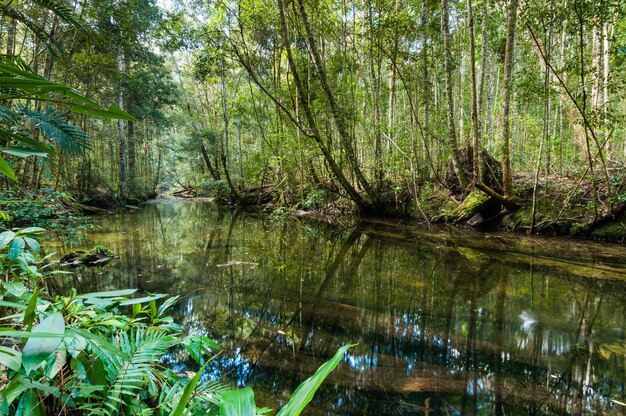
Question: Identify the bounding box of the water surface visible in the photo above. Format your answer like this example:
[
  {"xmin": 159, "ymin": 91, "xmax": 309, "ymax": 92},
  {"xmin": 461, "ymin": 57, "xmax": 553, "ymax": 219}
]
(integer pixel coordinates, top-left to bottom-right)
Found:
[{"xmin": 55, "ymin": 200, "xmax": 626, "ymax": 415}]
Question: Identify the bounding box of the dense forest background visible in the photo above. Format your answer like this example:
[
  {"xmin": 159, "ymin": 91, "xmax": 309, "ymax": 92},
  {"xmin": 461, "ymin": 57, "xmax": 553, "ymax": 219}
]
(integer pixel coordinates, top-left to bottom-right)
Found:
[{"xmin": 2, "ymin": 0, "xmax": 626, "ymax": 233}]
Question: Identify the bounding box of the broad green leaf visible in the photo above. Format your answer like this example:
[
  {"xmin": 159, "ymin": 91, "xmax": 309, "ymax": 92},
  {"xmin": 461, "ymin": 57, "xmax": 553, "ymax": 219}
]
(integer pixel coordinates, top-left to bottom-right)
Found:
[
  {"xmin": 2, "ymin": 281, "xmax": 27, "ymax": 296},
  {"xmin": 76, "ymin": 353, "xmax": 107, "ymax": 386},
  {"xmin": 119, "ymin": 294, "xmax": 166, "ymax": 306},
  {"xmin": 0, "ymin": 301, "xmax": 28, "ymax": 310},
  {"xmin": 24, "ymin": 237, "xmax": 41, "ymax": 253},
  {"xmin": 0, "ymin": 329, "xmax": 68, "ymax": 339},
  {"xmin": 0, "ymin": 346, "xmax": 22, "ymax": 371},
  {"xmin": 22, "ymin": 312, "xmax": 65, "ymax": 375},
  {"xmin": 0, "ymin": 157, "xmax": 16, "ymax": 181},
  {"xmin": 0, "ymin": 380, "xmax": 27, "ymax": 410},
  {"xmin": 8, "ymin": 237, "xmax": 25, "ymax": 260},
  {"xmin": 18, "ymin": 227, "xmax": 45, "ymax": 234},
  {"xmin": 23, "ymin": 288, "xmax": 40, "ymax": 331},
  {"xmin": 65, "ymin": 328, "xmax": 123, "ymax": 357},
  {"xmin": 69, "ymin": 103, "xmax": 135, "ymax": 121},
  {"xmin": 79, "ymin": 288, "xmax": 138, "ymax": 298},
  {"xmin": 1, "ymin": 147, "xmax": 48, "ymax": 158},
  {"xmin": 0, "ymin": 230, "xmax": 15, "ymax": 248},
  {"xmin": 169, "ymin": 360, "xmax": 212, "ymax": 416},
  {"xmin": 219, "ymin": 387, "xmax": 256, "ymax": 416},
  {"xmin": 15, "ymin": 389, "xmax": 43, "ymax": 416},
  {"xmin": 276, "ymin": 344, "xmax": 354, "ymax": 416}
]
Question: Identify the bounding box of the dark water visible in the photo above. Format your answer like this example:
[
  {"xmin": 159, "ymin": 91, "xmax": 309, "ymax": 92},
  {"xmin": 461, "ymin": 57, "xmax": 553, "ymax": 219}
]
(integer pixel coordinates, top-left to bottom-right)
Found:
[{"xmin": 52, "ymin": 200, "xmax": 626, "ymax": 415}]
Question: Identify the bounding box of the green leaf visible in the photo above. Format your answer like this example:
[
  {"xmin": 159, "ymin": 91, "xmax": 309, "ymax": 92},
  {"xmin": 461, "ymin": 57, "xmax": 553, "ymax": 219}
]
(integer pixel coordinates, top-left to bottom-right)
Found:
[
  {"xmin": 119, "ymin": 294, "xmax": 166, "ymax": 306},
  {"xmin": 0, "ymin": 156, "xmax": 16, "ymax": 181},
  {"xmin": 8, "ymin": 237, "xmax": 25, "ymax": 260},
  {"xmin": 276, "ymin": 344, "xmax": 353, "ymax": 416},
  {"xmin": 16, "ymin": 389, "xmax": 43, "ymax": 416},
  {"xmin": 24, "ymin": 237, "xmax": 41, "ymax": 253},
  {"xmin": 18, "ymin": 227, "xmax": 45, "ymax": 235},
  {"xmin": 79, "ymin": 288, "xmax": 138, "ymax": 298},
  {"xmin": 0, "ymin": 329, "xmax": 67, "ymax": 339},
  {"xmin": 0, "ymin": 230, "xmax": 16, "ymax": 248},
  {"xmin": 69, "ymin": 103, "xmax": 135, "ymax": 121},
  {"xmin": 77, "ymin": 353, "xmax": 108, "ymax": 386},
  {"xmin": 23, "ymin": 288, "xmax": 40, "ymax": 331},
  {"xmin": 169, "ymin": 360, "xmax": 212, "ymax": 416},
  {"xmin": 219, "ymin": 387, "xmax": 256, "ymax": 416},
  {"xmin": 0, "ymin": 346, "xmax": 22, "ymax": 371},
  {"xmin": 1, "ymin": 147, "xmax": 48, "ymax": 158},
  {"xmin": 22, "ymin": 312, "xmax": 65, "ymax": 375}
]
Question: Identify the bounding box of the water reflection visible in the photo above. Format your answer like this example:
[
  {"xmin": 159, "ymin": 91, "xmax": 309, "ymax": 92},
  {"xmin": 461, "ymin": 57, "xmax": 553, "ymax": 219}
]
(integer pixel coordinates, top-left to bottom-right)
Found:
[{"xmin": 55, "ymin": 201, "xmax": 626, "ymax": 415}]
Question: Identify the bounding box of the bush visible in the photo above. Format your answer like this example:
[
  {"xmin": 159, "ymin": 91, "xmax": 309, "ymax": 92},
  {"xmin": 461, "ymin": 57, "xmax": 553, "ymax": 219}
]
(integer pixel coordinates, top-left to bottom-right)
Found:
[{"xmin": 302, "ymin": 188, "xmax": 328, "ymax": 210}]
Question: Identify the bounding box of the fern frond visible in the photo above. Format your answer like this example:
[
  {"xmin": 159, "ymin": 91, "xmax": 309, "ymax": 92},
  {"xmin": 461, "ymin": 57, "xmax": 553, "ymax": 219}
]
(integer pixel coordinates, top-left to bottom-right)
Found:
[{"xmin": 100, "ymin": 328, "xmax": 176, "ymax": 415}]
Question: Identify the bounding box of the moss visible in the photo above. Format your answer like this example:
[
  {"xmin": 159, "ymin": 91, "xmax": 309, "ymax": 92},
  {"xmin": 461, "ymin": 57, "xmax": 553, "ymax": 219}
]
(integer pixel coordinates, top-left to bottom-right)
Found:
[
  {"xmin": 60, "ymin": 245, "xmax": 116, "ymax": 267},
  {"xmin": 449, "ymin": 189, "xmax": 490, "ymax": 222},
  {"xmin": 590, "ymin": 220, "xmax": 626, "ymax": 241}
]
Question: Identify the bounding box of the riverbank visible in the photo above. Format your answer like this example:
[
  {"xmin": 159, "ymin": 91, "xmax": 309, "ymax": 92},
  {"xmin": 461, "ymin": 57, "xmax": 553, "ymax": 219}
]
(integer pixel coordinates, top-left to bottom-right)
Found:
[{"xmin": 183, "ymin": 172, "xmax": 626, "ymax": 243}]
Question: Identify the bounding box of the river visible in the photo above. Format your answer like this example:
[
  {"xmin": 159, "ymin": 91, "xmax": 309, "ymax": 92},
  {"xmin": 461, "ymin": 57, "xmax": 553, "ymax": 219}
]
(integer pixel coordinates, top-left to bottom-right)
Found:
[{"xmin": 53, "ymin": 200, "xmax": 626, "ymax": 415}]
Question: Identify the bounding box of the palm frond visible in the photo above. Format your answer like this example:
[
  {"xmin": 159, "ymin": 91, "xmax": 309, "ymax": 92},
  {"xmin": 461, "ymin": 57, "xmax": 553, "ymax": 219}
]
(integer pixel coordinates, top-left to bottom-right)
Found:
[
  {"xmin": 0, "ymin": 3, "xmax": 66, "ymax": 58},
  {"xmin": 19, "ymin": 105, "xmax": 89, "ymax": 155},
  {"xmin": 29, "ymin": 0, "xmax": 86, "ymax": 31}
]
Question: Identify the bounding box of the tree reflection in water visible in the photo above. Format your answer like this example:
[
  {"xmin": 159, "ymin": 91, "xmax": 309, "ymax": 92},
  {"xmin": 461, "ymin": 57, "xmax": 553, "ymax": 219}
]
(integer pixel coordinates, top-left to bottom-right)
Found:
[{"xmin": 56, "ymin": 201, "xmax": 626, "ymax": 415}]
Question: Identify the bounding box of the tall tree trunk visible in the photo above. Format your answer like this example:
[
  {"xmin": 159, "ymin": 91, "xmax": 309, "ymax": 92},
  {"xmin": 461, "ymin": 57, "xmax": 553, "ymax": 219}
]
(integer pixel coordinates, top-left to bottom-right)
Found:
[
  {"xmin": 43, "ymin": 15, "xmax": 59, "ymax": 79},
  {"xmin": 467, "ymin": 0, "xmax": 482, "ymax": 184},
  {"xmin": 220, "ymin": 67, "xmax": 240, "ymax": 200},
  {"xmin": 128, "ymin": 119, "xmax": 136, "ymax": 188},
  {"xmin": 442, "ymin": 0, "xmax": 467, "ymax": 190},
  {"xmin": 6, "ymin": 16, "xmax": 16, "ymax": 55},
  {"xmin": 296, "ymin": 0, "xmax": 378, "ymax": 203},
  {"xmin": 421, "ymin": 0, "xmax": 431, "ymax": 180},
  {"xmin": 501, "ymin": 0, "xmax": 519, "ymax": 197},
  {"xmin": 274, "ymin": 0, "xmax": 367, "ymax": 209},
  {"xmin": 478, "ymin": 12, "xmax": 488, "ymax": 133},
  {"xmin": 367, "ymin": 0, "xmax": 383, "ymax": 188},
  {"xmin": 591, "ymin": 26, "xmax": 601, "ymax": 111},
  {"xmin": 117, "ymin": 47, "xmax": 127, "ymax": 199}
]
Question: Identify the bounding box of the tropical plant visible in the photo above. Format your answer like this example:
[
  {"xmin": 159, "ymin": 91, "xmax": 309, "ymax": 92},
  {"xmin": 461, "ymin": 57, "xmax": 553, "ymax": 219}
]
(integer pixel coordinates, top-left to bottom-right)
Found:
[{"xmin": 0, "ymin": 230, "xmax": 353, "ymax": 416}]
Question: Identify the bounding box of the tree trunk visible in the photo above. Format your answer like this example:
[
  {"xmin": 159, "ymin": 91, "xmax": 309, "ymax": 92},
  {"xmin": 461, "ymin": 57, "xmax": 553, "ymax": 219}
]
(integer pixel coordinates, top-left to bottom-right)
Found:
[
  {"xmin": 296, "ymin": 0, "xmax": 378, "ymax": 203},
  {"xmin": 117, "ymin": 47, "xmax": 127, "ymax": 199},
  {"xmin": 501, "ymin": 0, "xmax": 519, "ymax": 197},
  {"xmin": 128, "ymin": 119, "xmax": 136, "ymax": 188},
  {"xmin": 441, "ymin": 0, "xmax": 467, "ymax": 191},
  {"xmin": 275, "ymin": 0, "xmax": 367, "ymax": 209},
  {"xmin": 220, "ymin": 67, "xmax": 240, "ymax": 200},
  {"xmin": 467, "ymin": 0, "xmax": 482, "ymax": 184}
]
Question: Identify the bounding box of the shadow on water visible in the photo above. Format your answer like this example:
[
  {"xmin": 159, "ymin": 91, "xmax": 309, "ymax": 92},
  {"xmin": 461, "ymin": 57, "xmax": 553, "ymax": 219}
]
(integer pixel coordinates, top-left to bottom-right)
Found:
[{"xmin": 53, "ymin": 201, "xmax": 626, "ymax": 415}]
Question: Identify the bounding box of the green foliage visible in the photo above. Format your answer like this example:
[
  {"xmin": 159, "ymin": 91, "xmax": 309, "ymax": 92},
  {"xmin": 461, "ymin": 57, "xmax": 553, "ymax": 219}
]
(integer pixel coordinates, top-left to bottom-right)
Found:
[
  {"xmin": 0, "ymin": 230, "xmax": 225, "ymax": 416},
  {"xmin": 0, "ymin": 229, "xmax": 351, "ymax": 416},
  {"xmin": 302, "ymin": 189, "xmax": 328, "ymax": 210},
  {"xmin": 0, "ymin": 189, "xmax": 91, "ymax": 241},
  {"xmin": 0, "ymin": 54, "xmax": 133, "ymax": 183}
]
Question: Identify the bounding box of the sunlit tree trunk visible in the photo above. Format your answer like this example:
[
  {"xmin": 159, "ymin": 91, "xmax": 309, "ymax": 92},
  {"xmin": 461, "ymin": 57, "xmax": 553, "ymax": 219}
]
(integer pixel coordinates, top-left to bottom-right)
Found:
[
  {"xmin": 441, "ymin": 0, "xmax": 467, "ymax": 190},
  {"xmin": 296, "ymin": 0, "xmax": 378, "ymax": 203},
  {"xmin": 117, "ymin": 47, "xmax": 127, "ymax": 198},
  {"xmin": 501, "ymin": 0, "xmax": 519, "ymax": 197},
  {"xmin": 467, "ymin": 0, "xmax": 482, "ymax": 184}
]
